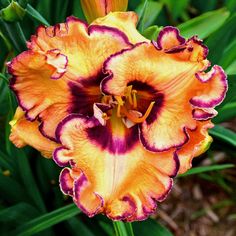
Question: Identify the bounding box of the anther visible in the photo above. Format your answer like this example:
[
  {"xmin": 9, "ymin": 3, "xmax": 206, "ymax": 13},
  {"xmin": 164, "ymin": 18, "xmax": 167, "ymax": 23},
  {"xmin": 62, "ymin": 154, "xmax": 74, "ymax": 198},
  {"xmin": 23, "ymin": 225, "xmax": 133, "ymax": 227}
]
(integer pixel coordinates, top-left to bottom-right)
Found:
[
  {"xmin": 125, "ymin": 85, "xmax": 133, "ymax": 105},
  {"xmin": 123, "ymin": 101, "xmax": 155, "ymax": 123},
  {"xmin": 102, "ymin": 113, "xmax": 110, "ymax": 120},
  {"xmin": 132, "ymin": 90, "xmax": 137, "ymax": 109},
  {"xmin": 115, "ymin": 96, "xmax": 124, "ymax": 118}
]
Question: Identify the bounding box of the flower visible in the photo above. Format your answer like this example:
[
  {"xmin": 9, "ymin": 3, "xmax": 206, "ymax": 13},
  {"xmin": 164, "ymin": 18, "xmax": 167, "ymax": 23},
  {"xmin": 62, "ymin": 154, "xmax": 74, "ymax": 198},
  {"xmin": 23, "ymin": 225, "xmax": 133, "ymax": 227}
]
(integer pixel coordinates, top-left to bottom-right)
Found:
[
  {"xmin": 80, "ymin": 0, "xmax": 128, "ymax": 23},
  {"xmin": 8, "ymin": 13, "xmax": 227, "ymax": 221}
]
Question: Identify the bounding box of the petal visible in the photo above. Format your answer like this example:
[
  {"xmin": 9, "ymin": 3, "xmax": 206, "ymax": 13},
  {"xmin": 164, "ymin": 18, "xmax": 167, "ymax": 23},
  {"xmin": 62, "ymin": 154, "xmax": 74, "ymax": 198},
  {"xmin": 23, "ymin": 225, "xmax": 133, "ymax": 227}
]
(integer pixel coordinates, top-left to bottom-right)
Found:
[
  {"xmin": 192, "ymin": 108, "xmax": 218, "ymax": 120},
  {"xmin": 9, "ymin": 17, "xmax": 132, "ymax": 140},
  {"xmin": 177, "ymin": 121, "xmax": 214, "ymax": 174},
  {"xmin": 9, "ymin": 51, "xmax": 70, "ymax": 141},
  {"xmin": 81, "ymin": 0, "xmax": 128, "ymax": 23},
  {"xmin": 156, "ymin": 26, "xmax": 185, "ymax": 50},
  {"xmin": 190, "ymin": 65, "xmax": 228, "ymax": 108},
  {"xmin": 9, "ymin": 107, "xmax": 59, "ymax": 158},
  {"xmin": 92, "ymin": 12, "xmax": 148, "ymax": 44},
  {"xmin": 102, "ymin": 38, "xmax": 227, "ymax": 152},
  {"xmin": 54, "ymin": 114, "xmax": 179, "ymax": 221}
]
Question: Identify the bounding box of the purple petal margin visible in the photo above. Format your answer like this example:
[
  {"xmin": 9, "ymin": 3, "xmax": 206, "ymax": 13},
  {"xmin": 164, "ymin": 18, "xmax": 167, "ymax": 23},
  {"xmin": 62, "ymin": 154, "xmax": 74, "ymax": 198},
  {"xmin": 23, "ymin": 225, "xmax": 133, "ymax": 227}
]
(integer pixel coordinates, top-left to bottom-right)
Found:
[
  {"xmin": 53, "ymin": 146, "xmax": 70, "ymax": 167},
  {"xmin": 139, "ymin": 125, "xmax": 191, "ymax": 153},
  {"xmin": 192, "ymin": 109, "xmax": 218, "ymax": 121},
  {"xmin": 156, "ymin": 26, "xmax": 186, "ymax": 50},
  {"xmin": 73, "ymin": 173, "xmax": 104, "ymax": 217},
  {"xmin": 107, "ymin": 195, "xmax": 137, "ymax": 221},
  {"xmin": 88, "ymin": 25, "xmax": 133, "ymax": 47},
  {"xmin": 190, "ymin": 65, "xmax": 228, "ymax": 108},
  {"xmin": 59, "ymin": 167, "xmax": 73, "ymax": 196}
]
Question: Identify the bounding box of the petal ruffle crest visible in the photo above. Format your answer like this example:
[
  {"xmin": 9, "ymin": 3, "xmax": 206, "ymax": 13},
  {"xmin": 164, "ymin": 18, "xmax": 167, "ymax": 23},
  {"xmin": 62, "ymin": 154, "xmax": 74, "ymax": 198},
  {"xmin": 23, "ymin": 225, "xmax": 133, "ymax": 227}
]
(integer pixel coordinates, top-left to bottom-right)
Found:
[
  {"xmin": 54, "ymin": 114, "xmax": 179, "ymax": 221},
  {"xmin": 8, "ymin": 16, "xmax": 132, "ymax": 140}
]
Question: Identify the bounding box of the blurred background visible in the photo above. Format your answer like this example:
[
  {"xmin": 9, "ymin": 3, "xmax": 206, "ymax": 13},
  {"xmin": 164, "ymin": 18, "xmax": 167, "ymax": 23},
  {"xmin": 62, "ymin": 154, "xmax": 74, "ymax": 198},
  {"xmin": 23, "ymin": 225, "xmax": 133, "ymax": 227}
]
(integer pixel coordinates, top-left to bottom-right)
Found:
[{"xmin": 0, "ymin": 0, "xmax": 235, "ymax": 235}]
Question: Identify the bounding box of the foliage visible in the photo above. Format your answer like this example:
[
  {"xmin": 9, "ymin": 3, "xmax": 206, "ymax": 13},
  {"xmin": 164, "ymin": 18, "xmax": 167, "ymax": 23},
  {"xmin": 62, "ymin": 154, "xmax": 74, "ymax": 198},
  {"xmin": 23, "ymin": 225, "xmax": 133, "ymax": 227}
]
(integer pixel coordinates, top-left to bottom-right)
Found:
[{"xmin": 0, "ymin": 0, "xmax": 235, "ymax": 235}]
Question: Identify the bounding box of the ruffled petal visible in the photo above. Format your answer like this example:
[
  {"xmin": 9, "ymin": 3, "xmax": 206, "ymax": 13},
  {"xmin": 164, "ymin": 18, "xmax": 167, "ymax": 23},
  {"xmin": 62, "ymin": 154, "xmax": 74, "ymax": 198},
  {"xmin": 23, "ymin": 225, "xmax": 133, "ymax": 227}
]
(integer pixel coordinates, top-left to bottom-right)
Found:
[
  {"xmin": 9, "ymin": 107, "xmax": 59, "ymax": 158},
  {"xmin": 9, "ymin": 16, "xmax": 132, "ymax": 140},
  {"xmin": 177, "ymin": 121, "xmax": 214, "ymax": 174},
  {"xmin": 92, "ymin": 12, "xmax": 148, "ymax": 44},
  {"xmin": 190, "ymin": 65, "xmax": 228, "ymax": 108},
  {"xmin": 54, "ymin": 114, "xmax": 179, "ymax": 221},
  {"xmin": 155, "ymin": 26, "xmax": 185, "ymax": 50},
  {"xmin": 102, "ymin": 30, "xmax": 227, "ymax": 152}
]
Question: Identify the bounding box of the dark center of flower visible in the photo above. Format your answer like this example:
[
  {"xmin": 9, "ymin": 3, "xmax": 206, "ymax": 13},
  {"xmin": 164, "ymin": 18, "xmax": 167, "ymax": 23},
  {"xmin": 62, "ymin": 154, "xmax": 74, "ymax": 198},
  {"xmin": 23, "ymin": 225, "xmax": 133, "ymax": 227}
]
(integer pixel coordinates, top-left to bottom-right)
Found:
[{"xmin": 101, "ymin": 85, "xmax": 155, "ymax": 125}]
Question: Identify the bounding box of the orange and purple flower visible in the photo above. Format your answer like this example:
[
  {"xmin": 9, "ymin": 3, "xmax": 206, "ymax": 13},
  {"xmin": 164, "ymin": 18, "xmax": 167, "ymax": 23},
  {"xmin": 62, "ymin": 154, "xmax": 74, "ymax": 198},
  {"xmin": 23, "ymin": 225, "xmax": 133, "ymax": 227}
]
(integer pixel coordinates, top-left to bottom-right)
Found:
[{"xmin": 8, "ymin": 12, "xmax": 227, "ymax": 221}]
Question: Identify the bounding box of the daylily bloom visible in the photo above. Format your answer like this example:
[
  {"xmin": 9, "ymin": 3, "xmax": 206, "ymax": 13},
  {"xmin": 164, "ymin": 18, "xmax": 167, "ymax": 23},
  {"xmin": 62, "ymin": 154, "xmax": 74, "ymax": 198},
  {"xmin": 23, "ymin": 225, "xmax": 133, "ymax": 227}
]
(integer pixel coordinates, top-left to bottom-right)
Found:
[
  {"xmin": 8, "ymin": 12, "xmax": 227, "ymax": 221},
  {"xmin": 80, "ymin": 0, "xmax": 128, "ymax": 23}
]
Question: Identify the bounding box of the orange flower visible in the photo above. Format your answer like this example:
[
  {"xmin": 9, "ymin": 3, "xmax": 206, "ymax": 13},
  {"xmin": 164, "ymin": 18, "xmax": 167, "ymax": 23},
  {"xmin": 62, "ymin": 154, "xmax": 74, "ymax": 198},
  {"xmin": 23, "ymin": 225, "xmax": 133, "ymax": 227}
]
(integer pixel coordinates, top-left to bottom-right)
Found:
[
  {"xmin": 80, "ymin": 0, "xmax": 128, "ymax": 23},
  {"xmin": 8, "ymin": 13, "xmax": 227, "ymax": 221}
]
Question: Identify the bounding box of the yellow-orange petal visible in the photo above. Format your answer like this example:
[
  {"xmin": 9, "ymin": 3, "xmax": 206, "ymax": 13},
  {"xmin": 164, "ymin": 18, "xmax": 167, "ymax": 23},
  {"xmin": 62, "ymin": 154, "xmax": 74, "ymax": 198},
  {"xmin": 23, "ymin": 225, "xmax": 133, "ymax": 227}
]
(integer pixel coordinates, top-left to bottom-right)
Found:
[
  {"xmin": 177, "ymin": 121, "xmax": 214, "ymax": 174},
  {"xmin": 102, "ymin": 33, "xmax": 227, "ymax": 152},
  {"xmin": 54, "ymin": 114, "xmax": 179, "ymax": 221},
  {"xmin": 9, "ymin": 107, "xmax": 59, "ymax": 158},
  {"xmin": 92, "ymin": 12, "xmax": 148, "ymax": 44},
  {"xmin": 9, "ymin": 16, "xmax": 132, "ymax": 140},
  {"xmin": 81, "ymin": 0, "xmax": 128, "ymax": 23}
]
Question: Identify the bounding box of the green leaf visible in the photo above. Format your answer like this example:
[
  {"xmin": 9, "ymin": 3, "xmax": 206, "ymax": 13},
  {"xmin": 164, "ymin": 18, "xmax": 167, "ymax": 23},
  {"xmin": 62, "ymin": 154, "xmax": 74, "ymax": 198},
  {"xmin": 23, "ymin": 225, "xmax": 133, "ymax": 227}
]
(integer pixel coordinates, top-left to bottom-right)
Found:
[
  {"xmin": 137, "ymin": 0, "xmax": 148, "ymax": 32},
  {"xmin": 0, "ymin": 1, "xmax": 26, "ymax": 22},
  {"xmin": 178, "ymin": 164, "xmax": 234, "ymax": 177},
  {"xmin": 161, "ymin": 0, "xmax": 189, "ymax": 20},
  {"xmin": 214, "ymin": 75, "xmax": 236, "ymax": 123},
  {"xmin": 0, "ymin": 19, "xmax": 26, "ymax": 53},
  {"xmin": 219, "ymin": 40, "xmax": 236, "ymax": 71},
  {"xmin": 209, "ymin": 125, "xmax": 236, "ymax": 147},
  {"xmin": 142, "ymin": 25, "xmax": 163, "ymax": 40},
  {"xmin": 214, "ymin": 102, "xmax": 236, "ymax": 123},
  {"xmin": 225, "ymin": 60, "xmax": 236, "ymax": 75},
  {"xmin": 0, "ymin": 203, "xmax": 39, "ymax": 224},
  {"xmin": 113, "ymin": 221, "xmax": 133, "ymax": 236},
  {"xmin": 26, "ymin": 4, "xmax": 50, "ymax": 26},
  {"xmin": 66, "ymin": 217, "xmax": 96, "ymax": 236},
  {"xmin": 133, "ymin": 218, "xmax": 173, "ymax": 236},
  {"xmin": 206, "ymin": 13, "xmax": 236, "ymax": 64},
  {"xmin": 12, "ymin": 204, "xmax": 81, "ymax": 236},
  {"xmin": 178, "ymin": 8, "xmax": 230, "ymax": 39},
  {"xmin": 136, "ymin": 1, "xmax": 163, "ymax": 30},
  {"xmin": 0, "ymin": 174, "xmax": 29, "ymax": 203},
  {"xmin": 12, "ymin": 148, "xmax": 46, "ymax": 213}
]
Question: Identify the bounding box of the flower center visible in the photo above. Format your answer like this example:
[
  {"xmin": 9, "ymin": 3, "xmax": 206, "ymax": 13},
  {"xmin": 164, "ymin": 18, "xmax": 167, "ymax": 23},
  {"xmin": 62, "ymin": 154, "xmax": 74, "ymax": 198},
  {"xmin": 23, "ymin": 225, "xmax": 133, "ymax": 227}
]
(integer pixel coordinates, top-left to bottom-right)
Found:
[{"xmin": 101, "ymin": 85, "xmax": 155, "ymax": 125}]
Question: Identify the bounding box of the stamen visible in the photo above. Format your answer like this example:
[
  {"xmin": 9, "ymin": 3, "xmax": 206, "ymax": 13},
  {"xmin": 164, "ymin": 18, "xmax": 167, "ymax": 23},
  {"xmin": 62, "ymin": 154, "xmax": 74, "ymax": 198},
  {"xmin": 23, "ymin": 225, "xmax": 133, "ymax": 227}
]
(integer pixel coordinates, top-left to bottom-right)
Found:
[
  {"xmin": 125, "ymin": 85, "xmax": 133, "ymax": 105},
  {"xmin": 122, "ymin": 101, "xmax": 155, "ymax": 123},
  {"xmin": 102, "ymin": 113, "xmax": 110, "ymax": 120},
  {"xmin": 115, "ymin": 96, "xmax": 124, "ymax": 118},
  {"xmin": 132, "ymin": 90, "xmax": 137, "ymax": 109}
]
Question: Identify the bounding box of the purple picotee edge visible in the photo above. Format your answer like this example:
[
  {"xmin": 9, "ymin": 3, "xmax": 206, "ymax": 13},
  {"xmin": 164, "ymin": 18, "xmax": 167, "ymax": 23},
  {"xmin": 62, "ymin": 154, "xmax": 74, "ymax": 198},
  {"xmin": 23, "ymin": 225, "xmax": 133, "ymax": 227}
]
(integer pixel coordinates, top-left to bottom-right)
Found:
[
  {"xmin": 59, "ymin": 167, "xmax": 73, "ymax": 196},
  {"xmin": 156, "ymin": 26, "xmax": 186, "ymax": 50},
  {"xmin": 192, "ymin": 109, "xmax": 218, "ymax": 121},
  {"xmin": 73, "ymin": 173, "xmax": 104, "ymax": 217},
  {"xmin": 190, "ymin": 65, "xmax": 228, "ymax": 108},
  {"xmin": 139, "ymin": 125, "xmax": 191, "ymax": 153}
]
